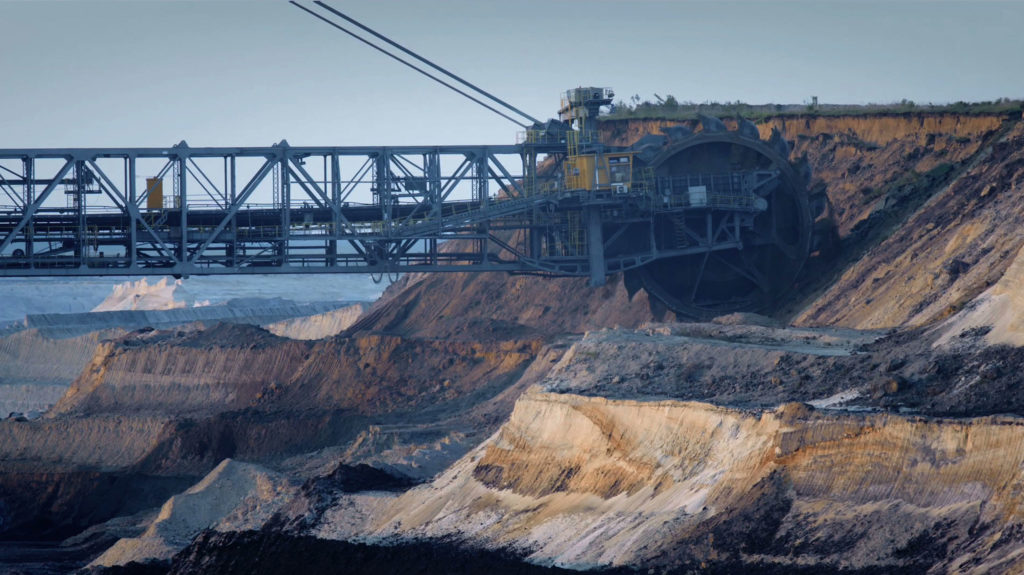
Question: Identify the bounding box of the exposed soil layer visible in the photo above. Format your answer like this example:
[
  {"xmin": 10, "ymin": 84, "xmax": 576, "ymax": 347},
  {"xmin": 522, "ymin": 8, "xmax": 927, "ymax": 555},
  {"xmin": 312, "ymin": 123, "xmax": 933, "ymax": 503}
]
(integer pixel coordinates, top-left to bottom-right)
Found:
[
  {"xmin": 54, "ymin": 323, "xmax": 541, "ymax": 418},
  {"xmin": 358, "ymin": 389, "xmax": 1024, "ymax": 573},
  {"xmin": 796, "ymin": 120, "xmax": 1024, "ymax": 328},
  {"xmin": 351, "ymin": 269, "xmax": 671, "ymax": 342},
  {"xmin": 547, "ymin": 322, "xmax": 1024, "ymax": 418},
  {"xmin": 0, "ymin": 321, "xmax": 544, "ymax": 544}
]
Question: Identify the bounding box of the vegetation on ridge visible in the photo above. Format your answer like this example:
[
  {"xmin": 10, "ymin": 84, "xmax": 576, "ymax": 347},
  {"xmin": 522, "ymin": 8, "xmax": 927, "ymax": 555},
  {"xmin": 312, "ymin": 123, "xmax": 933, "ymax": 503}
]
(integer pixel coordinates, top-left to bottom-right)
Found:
[{"xmin": 602, "ymin": 94, "xmax": 1024, "ymax": 122}]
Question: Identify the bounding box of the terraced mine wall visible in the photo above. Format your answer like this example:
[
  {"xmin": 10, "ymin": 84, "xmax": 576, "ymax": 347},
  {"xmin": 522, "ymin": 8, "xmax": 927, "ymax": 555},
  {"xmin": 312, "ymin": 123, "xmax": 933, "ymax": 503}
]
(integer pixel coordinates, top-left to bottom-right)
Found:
[{"xmin": 0, "ymin": 321, "xmax": 545, "ymax": 542}]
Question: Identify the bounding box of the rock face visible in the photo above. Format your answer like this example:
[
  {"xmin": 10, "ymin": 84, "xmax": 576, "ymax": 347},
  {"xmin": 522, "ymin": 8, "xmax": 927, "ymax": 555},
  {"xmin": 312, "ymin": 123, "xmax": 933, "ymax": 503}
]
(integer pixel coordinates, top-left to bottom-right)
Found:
[
  {"xmin": 795, "ymin": 119, "xmax": 1024, "ymax": 329},
  {"xmin": 356, "ymin": 389, "xmax": 1024, "ymax": 573}
]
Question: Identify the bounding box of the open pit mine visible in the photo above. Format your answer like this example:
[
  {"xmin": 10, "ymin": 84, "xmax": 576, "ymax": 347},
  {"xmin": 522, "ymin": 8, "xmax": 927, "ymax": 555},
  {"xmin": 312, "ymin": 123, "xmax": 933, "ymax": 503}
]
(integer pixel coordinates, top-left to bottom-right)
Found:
[{"xmin": 1, "ymin": 105, "xmax": 1023, "ymax": 574}]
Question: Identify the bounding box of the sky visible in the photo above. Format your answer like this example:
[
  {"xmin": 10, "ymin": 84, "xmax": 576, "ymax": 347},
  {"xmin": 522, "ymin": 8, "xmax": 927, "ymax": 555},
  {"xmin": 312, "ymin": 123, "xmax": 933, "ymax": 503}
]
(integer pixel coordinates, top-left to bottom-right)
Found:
[{"xmin": 1, "ymin": 0, "xmax": 1022, "ymax": 149}]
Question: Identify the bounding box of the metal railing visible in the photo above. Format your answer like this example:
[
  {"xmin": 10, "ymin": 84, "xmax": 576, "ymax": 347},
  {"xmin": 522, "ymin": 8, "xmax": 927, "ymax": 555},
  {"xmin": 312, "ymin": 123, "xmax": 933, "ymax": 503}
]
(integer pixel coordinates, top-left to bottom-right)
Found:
[{"xmin": 654, "ymin": 174, "xmax": 767, "ymax": 211}]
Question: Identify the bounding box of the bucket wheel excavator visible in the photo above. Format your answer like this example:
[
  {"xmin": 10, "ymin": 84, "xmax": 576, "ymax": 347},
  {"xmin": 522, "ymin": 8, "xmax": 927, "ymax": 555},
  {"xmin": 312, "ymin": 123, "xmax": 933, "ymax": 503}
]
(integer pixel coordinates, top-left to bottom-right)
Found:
[{"xmin": 291, "ymin": 1, "xmax": 824, "ymax": 320}]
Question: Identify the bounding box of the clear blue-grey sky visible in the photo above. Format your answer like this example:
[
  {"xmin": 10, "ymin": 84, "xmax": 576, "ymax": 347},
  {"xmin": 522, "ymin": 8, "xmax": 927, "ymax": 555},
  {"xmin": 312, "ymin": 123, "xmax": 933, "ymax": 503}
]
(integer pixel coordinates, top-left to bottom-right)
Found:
[{"xmin": 1, "ymin": 0, "xmax": 1021, "ymax": 148}]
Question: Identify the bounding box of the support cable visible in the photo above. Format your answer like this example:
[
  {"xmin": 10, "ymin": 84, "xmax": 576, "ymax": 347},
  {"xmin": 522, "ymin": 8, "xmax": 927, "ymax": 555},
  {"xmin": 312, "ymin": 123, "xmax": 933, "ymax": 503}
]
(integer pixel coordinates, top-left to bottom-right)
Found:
[
  {"xmin": 289, "ymin": 1, "xmax": 530, "ymax": 128},
  {"xmin": 312, "ymin": 0, "xmax": 542, "ymax": 125}
]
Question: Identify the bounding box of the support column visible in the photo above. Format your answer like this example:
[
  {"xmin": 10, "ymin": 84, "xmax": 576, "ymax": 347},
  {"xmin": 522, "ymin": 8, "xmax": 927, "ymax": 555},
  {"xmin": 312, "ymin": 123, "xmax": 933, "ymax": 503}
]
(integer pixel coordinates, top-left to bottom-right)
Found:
[
  {"xmin": 178, "ymin": 156, "xmax": 188, "ymax": 268},
  {"xmin": 375, "ymin": 151, "xmax": 391, "ymax": 226},
  {"xmin": 586, "ymin": 206, "xmax": 605, "ymax": 286},
  {"xmin": 280, "ymin": 153, "xmax": 290, "ymax": 266},
  {"xmin": 477, "ymin": 152, "xmax": 489, "ymax": 265},
  {"xmin": 76, "ymin": 160, "xmax": 87, "ymax": 267},
  {"xmin": 23, "ymin": 158, "xmax": 34, "ymax": 266},
  {"xmin": 426, "ymin": 150, "xmax": 440, "ymax": 216},
  {"xmin": 128, "ymin": 157, "xmax": 137, "ymax": 268},
  {"xmin": 229, "ymin": 155, "xmax": 237, "ymax": 267},
  {"xmin": 328, "ymin": 153, "xmax": 339, "ymax": 266},
  {"xmin": 374, "ymin": 151, "xmax": 391, "ymax": 267}
]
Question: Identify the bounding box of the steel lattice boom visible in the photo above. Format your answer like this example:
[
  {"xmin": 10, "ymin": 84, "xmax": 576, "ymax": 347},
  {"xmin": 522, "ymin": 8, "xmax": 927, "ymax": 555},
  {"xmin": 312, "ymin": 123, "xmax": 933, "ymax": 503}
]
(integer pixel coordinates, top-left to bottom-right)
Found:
[{"xmin": 0, "ymin": 93, "xmax": 817, "ymax": 319}]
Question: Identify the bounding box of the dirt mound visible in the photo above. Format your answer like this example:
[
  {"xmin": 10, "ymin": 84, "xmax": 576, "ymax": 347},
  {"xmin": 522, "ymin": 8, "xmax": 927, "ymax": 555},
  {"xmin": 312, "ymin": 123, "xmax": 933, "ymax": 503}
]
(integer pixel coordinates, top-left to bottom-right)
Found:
[
  {"xmin": 0, "ymin": 328, "xmax": 125, "ymax": 386},
  {"xmin": 51, "ymin": 322, "xmax": 542, "ymax": 419},
  {"xmin": 51, "ymin": 325, "xmax": 313, "ymax": 417},
  {"xmin": 91, "ymin": 459, "xmax": 295, "ymax": 568},
  {"xmin": 350, "ymin": 268, "xmax": 669, "ymax": 341}
]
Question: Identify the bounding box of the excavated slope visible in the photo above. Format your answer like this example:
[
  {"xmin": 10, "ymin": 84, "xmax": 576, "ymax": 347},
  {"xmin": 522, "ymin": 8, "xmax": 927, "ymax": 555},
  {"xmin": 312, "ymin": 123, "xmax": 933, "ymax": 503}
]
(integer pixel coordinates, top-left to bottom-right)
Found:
[
  {"xmin": 53, "ymin": 323, "xmax": 541, "ymax": 418},
  {"xmin": 602, "ymin": 113, "xmax": 1022, "ymax": 329},
  {"xmin": 355, "ymin": 389, "xmax": 1024, "ymax": 573},
  {"xmin": 0, "ymin": 316, "xmax": 541, "ymax": 543},
  {"xmin": 349, "ymin": 259, "xmax": 669, "ymax": 341},
  {"xmin": 760, "ymin": 114, "xmax": 1004, "ymax": 236},
  {"xmin": 0, "ymin": 328, "xmax": 125, "ymax": 386},
  {"xmin": 797, "ymin": 120, "xmax": 1024, "ymax": 328},
  {"xmin": 0, "ymin": 300, "xmax": 366, "ymax": 416},
  {"xmin": 50, "ymin": 324, "xmax": 313, "ymax": 416},
  {"xmin": 935, "ymin": 243, "xmax": 1024, "ymax": 347},
  {"xmin": 0, "ymin": 415, "xmax": 171, "ymax": 470},
  {"xmin": 0, "ymin": 327, "xmax": 125, "ymax": 416}
]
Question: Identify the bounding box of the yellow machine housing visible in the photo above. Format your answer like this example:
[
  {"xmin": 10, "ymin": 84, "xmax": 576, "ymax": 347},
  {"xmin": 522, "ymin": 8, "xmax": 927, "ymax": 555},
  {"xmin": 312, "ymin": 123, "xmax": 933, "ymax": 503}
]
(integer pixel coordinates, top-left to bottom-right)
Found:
[{"xmin": 565, "ymin": 152, "xmax": 635, "ymax": 194}]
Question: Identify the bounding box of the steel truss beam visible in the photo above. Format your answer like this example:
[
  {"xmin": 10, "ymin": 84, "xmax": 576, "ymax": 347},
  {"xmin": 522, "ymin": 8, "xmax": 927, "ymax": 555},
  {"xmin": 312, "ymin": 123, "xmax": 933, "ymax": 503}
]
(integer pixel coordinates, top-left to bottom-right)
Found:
[
  {"xmin": 0, "ymin": 142, "xmax": 538, "ymax": 277},
  {"xmin": 0, "ymin": 142, "xmax": 768, "ymax": 280}
]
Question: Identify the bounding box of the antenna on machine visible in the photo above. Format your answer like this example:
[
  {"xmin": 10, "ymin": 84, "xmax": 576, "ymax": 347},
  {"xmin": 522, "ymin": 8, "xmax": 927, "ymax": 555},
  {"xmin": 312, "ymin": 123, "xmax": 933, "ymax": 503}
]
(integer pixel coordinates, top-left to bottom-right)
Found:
[{"xmin": 289, "ymin": 1, "xmax": 542, "ymax": 128}]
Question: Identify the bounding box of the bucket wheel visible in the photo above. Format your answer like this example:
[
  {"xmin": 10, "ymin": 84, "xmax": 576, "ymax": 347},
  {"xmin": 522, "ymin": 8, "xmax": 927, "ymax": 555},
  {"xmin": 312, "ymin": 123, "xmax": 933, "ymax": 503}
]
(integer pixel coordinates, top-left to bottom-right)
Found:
[{"xmin": 633, "ymin": 120, "xmax": 812, "ymax": 320}]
